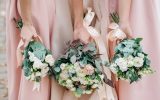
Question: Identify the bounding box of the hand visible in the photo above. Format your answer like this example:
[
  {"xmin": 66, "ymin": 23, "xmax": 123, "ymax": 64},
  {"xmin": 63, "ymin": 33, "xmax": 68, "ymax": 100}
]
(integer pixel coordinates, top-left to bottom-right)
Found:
[
  {"xmin": 119, "ymin": 21, "xmax": 133, "ymax": 38},
  {"xmin": 21, "ymin": 24, "xmax": 37, "ymax": 47},
  {"xmin": 74, "ymin": 25, "xmax": 92, "ymax": 44}
]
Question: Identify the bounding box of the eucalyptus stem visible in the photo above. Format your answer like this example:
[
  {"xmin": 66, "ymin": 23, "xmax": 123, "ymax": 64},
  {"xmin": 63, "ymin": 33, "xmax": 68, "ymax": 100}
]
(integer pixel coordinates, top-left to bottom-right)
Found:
[{"xmin": 110, "ymin": 12, "xmax": 120, "ymax": 24}]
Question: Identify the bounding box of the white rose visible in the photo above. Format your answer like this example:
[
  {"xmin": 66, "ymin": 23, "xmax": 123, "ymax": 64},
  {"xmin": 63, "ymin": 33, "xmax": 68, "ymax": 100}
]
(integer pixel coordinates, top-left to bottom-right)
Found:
[
  {"xmin": 71, "ymin": 87, "xmax": 76, "ymax": 91},
  {"xmin": 85, "ymin": 90, "xmax": 92, "ymax": 94},
  {"xmin": 119, "ymin": 64, "xmax": 128, "ymax": 72},
  {"xmin": 127, "ymin": 60, "xmax": 134, "ymax": 67},
  {"xmin": 60, "ymin": 63, "xmax": 66, "ymax": 70},
  {"xmin": 138, "ymin": 53, "xmax": 145, "ymax": 58},
  {"xmin": 115, "ymin": 58, "xmax": 128, "ymax": 72},
  {"xmin": 115, "ymin": 58, "xmax": 126, "ymax": 66},
  {"xmin": 28, "ymin": 51, "xmax": 35, "ymax": 62},
  {"xmin": 60, "ymin": 71, "xmax": 69, "ymax": 80},
  {"xmin": 45, "ymin": 55, "xmax": 55, "ymax": 66},
  {"xmin": 35, "ymin": 72, "xmax": 41, "ymax": 77},
  {"xmin": 41, "ymin": 63, "xmax": 48, "ymax": 69},
  {"xmin": 134, "ymin": 57, "xmax": 144, "ymax": 68},
  {"xmin": 110, "ymin": 63, "xmax": 118, "ymax": 74},
  {"xmin": 33, "ymin": 60, "xmax": 43, "ymax": 69},
  {"xmin": 92, "ymin": 84, "xmax": 99, "ymax": 88}
]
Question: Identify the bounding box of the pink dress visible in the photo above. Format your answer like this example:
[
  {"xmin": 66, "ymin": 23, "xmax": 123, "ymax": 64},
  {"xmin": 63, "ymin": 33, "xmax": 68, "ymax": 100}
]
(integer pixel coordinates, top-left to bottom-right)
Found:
[
  {"xmin": 119, "ymin": 0, "xmax": 160, "ymax": 100},
  {"xmin": 6, "ymin": 0, "xmax": 55, "ymax": 100}
]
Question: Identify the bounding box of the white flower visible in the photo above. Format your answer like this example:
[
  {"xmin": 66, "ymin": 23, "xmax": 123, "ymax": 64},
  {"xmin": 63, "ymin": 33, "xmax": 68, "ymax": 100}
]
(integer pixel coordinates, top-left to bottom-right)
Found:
[
  {"xmin": 127, "ymin": 60, "xmax": 134, "ymax": 67},
  {"xmin": 41, "ymin": 66, "xmax": 49, "ymax": 77},
  {"xmin": 60, "ymin": 71, "xmax": 69, "ymax": 80},
  {"xmin": 115, "ymin": 58, "xmax": 128, "ymax": 72},
  {"xmin": 60, "ymin": 63, "xmax": 66, "ymax": 70},
  {"xmin": 33, "ymin": 60, "xmax": 43, "ymax": 69},
  {"xmin": 30, "ymin": 73, "xmax": 35, "ymax": 81},
  {"xmin": 45, "ymin": 54, "xmax": 55, "ymax": 66},
  {"xmin": 92, "ymin": 84, "xmax": 99, "ymax": 88},
  {"xmin": 110, "ymin": 63, "xmax": 118, "ymax": 74},
  {"xmin": 79, "ymin": 77, "xmax": 87, "ymax": 85},
  {"xmin": 82, "ymin": 64, "xmax": 95, "ymax": 75},
  {"xmin": 126, "ymin": 56, "xmax": 134, "ymax": 67},
  {"xmin": 71, "ymin": 77, "xmax": 78, "ymax": 81},
  {"xmin": 133, "ymin": 57, "xmax": 144, "ymax": 68},
  {"xmin": 85, "ymin": 90, "xmax": 92, "ymax": 94},
  {"xmin": 35, "ymin": 72, "xmax": 41, "ymax": 77},
  {"xmin": 138, "ymin": 53, "xmax": 145, "ymax": 58},
  {"xmin": 70, "ymin": 87, "xmax": 76, "ymax": 91}
]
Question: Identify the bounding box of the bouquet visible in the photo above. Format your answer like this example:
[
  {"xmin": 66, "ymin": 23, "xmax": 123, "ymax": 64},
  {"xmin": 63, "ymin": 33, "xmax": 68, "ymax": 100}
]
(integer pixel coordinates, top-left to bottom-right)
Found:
[
  {"xmin": 14, "ymin": 18, "xmax": 54, "ymax": 91},
  {"xmin": 52, "ymin": 40, "xmax": 106, "ymax": 97},
  {"xmin": 109, "ymin": 38, "xmax": 153, "ymax": 83},
  {"xmin": 108, "ymin": 13, "xmax": 154, "ymax": 83}
]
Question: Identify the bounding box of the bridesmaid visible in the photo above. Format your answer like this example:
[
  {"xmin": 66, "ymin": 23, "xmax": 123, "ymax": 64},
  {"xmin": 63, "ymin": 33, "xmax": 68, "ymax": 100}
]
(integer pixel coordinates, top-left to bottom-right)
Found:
[
  {"xmin": 6, "ymin": 0, "xmax": 55, "ymax": 99},
  {"xmin": 118, "ymin": 0, "xmax": 160, "ymax": 100}
]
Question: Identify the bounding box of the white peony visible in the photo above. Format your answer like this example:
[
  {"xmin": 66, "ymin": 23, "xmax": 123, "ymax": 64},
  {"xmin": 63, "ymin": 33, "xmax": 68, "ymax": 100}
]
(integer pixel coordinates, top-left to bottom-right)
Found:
[
  {"xmin": 133, "ymin": 57, "xmax": 144, "ymax": 68},
  {"xmin": 45, "ymin": 54, "xmax": 55, "ymax": 66},
  {"xmin": 115, "ymin": 58, "xmax": 128, "ymax": 72}
]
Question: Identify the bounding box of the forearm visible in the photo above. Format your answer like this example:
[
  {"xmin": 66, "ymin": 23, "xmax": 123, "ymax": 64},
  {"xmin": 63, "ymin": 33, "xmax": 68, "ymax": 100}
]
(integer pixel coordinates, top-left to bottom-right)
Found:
[
  {"xmin": 118, "ymin": 0, "xmax": 132, "ymax": 23},
  {"xmin": 72, "ymin": 0, "xmax": 84, "ymax": 28},
  {"xmin": 19, "ymin": 0, "xmax": 32, "ymax": 25}
]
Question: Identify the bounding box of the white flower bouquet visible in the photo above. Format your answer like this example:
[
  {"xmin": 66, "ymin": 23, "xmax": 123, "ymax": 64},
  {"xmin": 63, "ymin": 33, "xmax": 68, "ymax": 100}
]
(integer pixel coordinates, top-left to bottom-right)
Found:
[
  {"xmin": 14, "ymin": 18, "xmax": 54, "ymax": 91},
  {"xmin": 108, "ymin": 13, "xmax": 154, "ymax": 83},
  {"xmin": 109, "ymin": 38, "xmax": 153, "ymax": 83},
  {"xmin": 52, "ymin": 40, "xmax": 107, "ymax": 97},
  {"xmin": 23, "ymin": 41, "xmax": 54, "ymax": 90}
]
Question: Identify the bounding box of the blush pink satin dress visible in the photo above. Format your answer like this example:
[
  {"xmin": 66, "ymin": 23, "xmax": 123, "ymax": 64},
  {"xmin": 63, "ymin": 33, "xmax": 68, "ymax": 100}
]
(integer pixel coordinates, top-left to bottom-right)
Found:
[
  {"xmin": 6, "ymin": 0, "xmax": 55, "ymax": 100},
  {"xmin": 119, "ymin": 0, "xmax": 160, "ymax": 100}
]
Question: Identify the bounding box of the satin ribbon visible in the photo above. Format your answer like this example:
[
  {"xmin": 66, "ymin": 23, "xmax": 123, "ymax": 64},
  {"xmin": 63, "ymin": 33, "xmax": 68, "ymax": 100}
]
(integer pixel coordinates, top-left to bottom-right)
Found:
[
  {"xmin": 107, "ymin": 22, "xmax": 126, "ymax": 42},
  {"xmin": 83, "ymin": 8, "xmax": 117, "ymax": 100}
]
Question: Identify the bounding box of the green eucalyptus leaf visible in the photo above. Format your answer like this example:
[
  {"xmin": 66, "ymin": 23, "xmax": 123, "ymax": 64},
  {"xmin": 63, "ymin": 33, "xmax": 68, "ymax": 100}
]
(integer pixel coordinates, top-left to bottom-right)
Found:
[{"xmin": 54, "ymin": 67, "xmax": 61, "ymax": 73}]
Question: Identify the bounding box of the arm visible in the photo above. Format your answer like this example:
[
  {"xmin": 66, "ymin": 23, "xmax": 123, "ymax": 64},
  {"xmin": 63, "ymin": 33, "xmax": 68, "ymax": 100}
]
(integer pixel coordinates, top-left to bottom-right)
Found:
[
  {"xmin": 19, "ymin": 0, "xmax": 32, "ymax": 25},
  {"xmin": 72, "ymin": 0, "xmax": 83, "ymax": 28},
  {"xmin": 19, "ymin": 0, "xmax": 37, "ymax": 47},
  {"xmin": 118, "ymin": 0, "xmax": 132, "ymax": 23},
  {"xmin": 71, "ymin": 0, "xmax": 91, "ymax": 43},
  {"xmin": 118, "ymin": 0, "xmax": 133, "ymax": 38}
]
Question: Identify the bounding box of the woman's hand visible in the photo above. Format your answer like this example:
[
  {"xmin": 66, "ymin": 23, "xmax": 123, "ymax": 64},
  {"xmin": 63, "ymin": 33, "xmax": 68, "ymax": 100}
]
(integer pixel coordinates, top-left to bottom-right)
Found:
[
  {"xmin": 74, "ymin": 25, "xmax": 92, "ymax": 44},
  {"xmin": 119, "ymin": 21, "xmax": 133, "ymax": 38},
  {"xmin": 21, "ymin": 24, "xmax": 37, "ymax": 47}
]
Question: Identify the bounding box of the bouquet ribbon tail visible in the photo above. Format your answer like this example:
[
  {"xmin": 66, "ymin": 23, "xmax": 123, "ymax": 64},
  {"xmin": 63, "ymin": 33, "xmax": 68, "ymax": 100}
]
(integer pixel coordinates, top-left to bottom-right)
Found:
[
  {"xmin": 32, "ymin": 82, "xmax": 40, "ymax": 91},
  {"xmin": 16, "ymin": 39, "xmax": 24, "ymax": 67},
  {"xmin": 83, "ymin": 8, "xmax": 117, "ymax": 100}
]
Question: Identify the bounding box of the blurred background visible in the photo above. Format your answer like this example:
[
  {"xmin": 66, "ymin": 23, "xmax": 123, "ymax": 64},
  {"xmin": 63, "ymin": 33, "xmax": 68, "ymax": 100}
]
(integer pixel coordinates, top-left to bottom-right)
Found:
[{"xmin": 0, "ymin": 0, "xmax": 7, "ymax": 100}]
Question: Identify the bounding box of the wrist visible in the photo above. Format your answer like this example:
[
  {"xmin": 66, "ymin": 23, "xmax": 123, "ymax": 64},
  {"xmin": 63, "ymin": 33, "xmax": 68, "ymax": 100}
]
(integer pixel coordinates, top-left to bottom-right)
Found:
[{"xmin": 74, "ymin": 19, "xmax": 83, "ymax": 29}]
